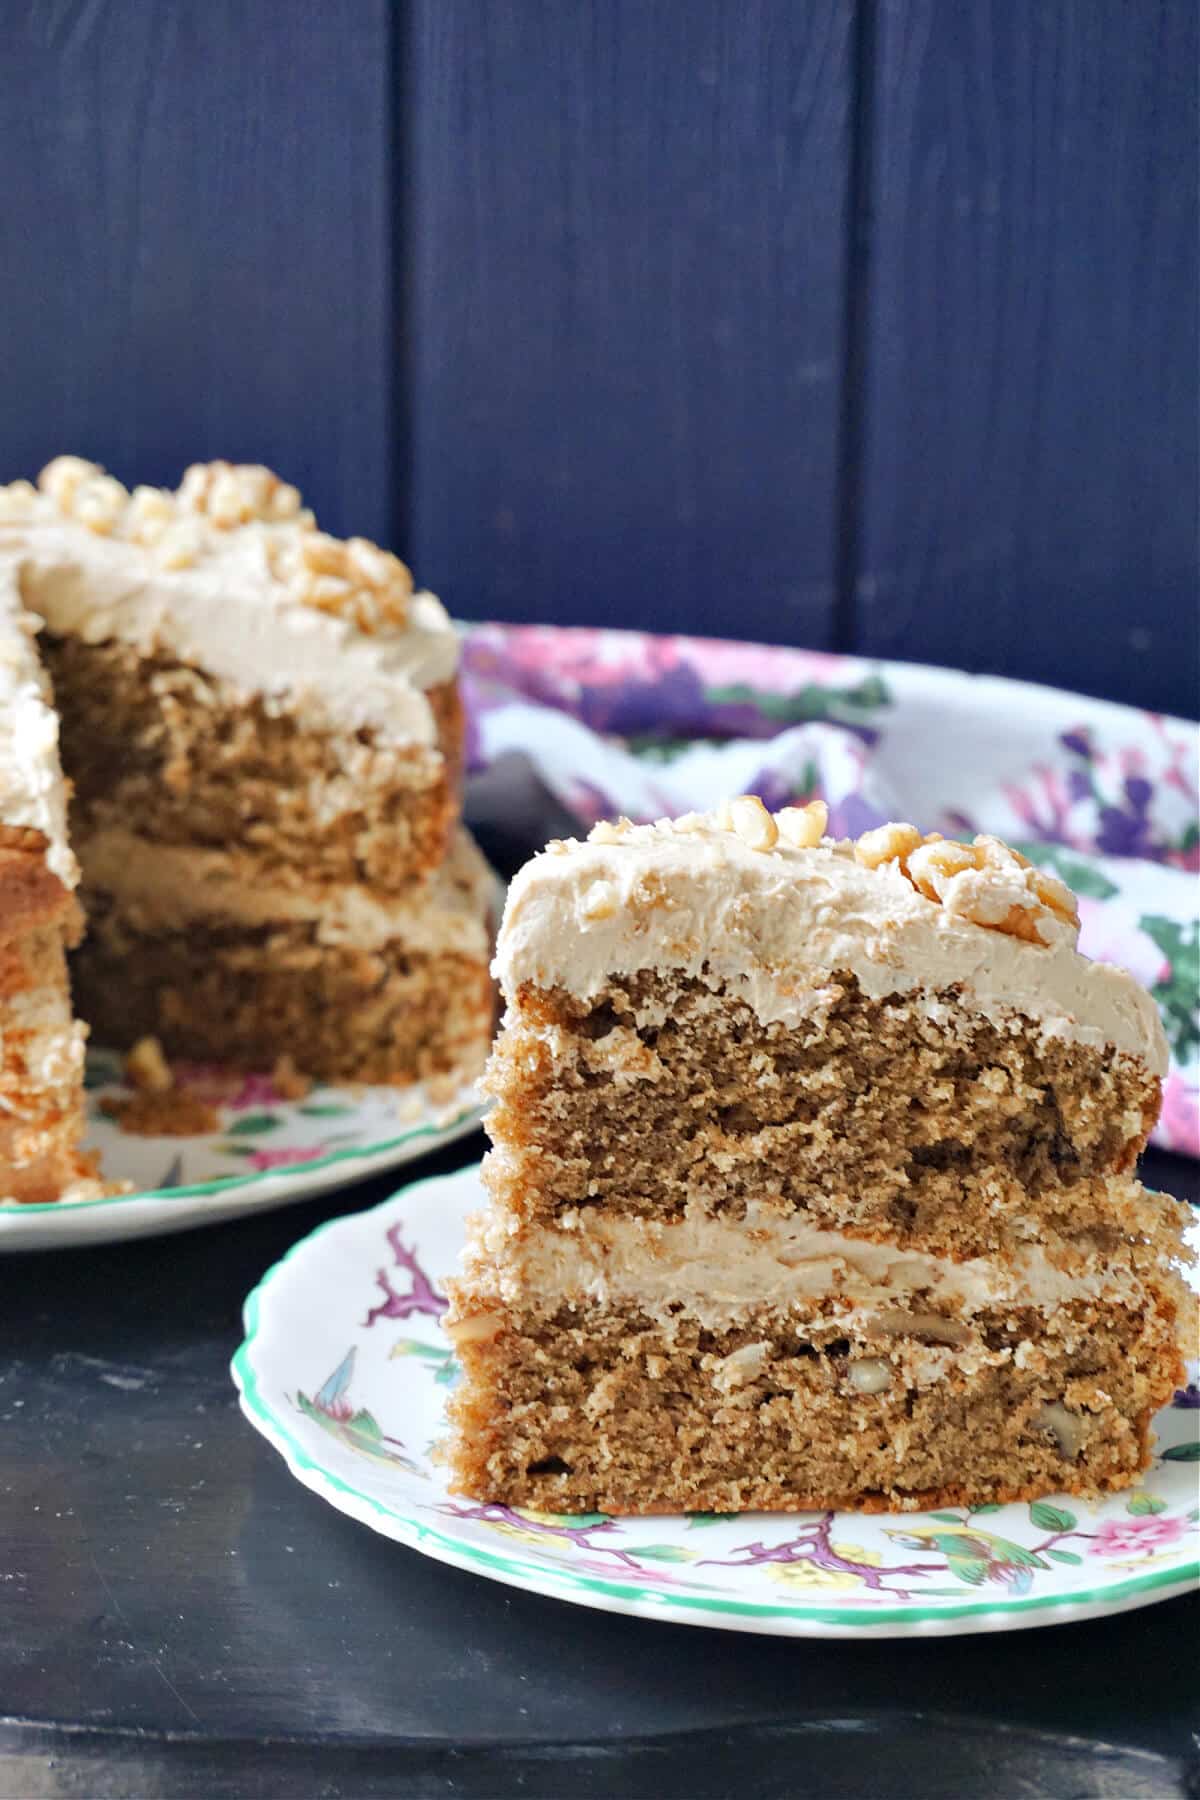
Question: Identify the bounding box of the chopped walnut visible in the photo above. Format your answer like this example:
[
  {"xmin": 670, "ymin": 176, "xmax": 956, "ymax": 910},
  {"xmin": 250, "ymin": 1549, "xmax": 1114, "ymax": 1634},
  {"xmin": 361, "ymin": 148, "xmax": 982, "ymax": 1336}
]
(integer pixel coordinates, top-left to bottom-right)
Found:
[
  {"xmin": 38, "ymin": 456, "xmax": 99, "ymax": 508},
  {"xmin": 853, "ymin": 822, "xmax": 1080, "ymax": 947},
  {"xmin": 443, "ymin": 1312, "xmax": 504, "ymax": 1346},
  {"xmin": 127, "ymin": 484, "xmax": 174, "ymax": 544},
  {"xmin": 728, "ymin": 794, "xmax": 779, "ymax": 851},
  {"xmin": 123, "ymin": 1035, "xmax": 173, "ymax": 1093},
  {"xmin": 177, "ymin": 459, "xmax": 304, "ymax": 528},
  {"xmin": 279, "ymin": 528, "xmax": 413, "ymax": 632},
  {"xmin": 72, "ymin": 472, "xmax": 129, "ymax": 535},
  {"xmin": 0, "ymin": 478, "xmax": 38, "ymax": 519},
  {"xmin": 776, "ymin": 800, "xmax": 828, "ymax": 849},
  {"xmin": 588, "ymin": 818, "xmax": 631, "ymax": 845},
  {"xmin": 581, "ymin": 878, "xmax": 618, "ymax": 921},
  {"xmin": 854, "ymin": 820, "xmax": 925, "ymax": 872},
  {"xmin": 1032, "ymin": 1400, "xmax": 1086, "ymax": 1460}
]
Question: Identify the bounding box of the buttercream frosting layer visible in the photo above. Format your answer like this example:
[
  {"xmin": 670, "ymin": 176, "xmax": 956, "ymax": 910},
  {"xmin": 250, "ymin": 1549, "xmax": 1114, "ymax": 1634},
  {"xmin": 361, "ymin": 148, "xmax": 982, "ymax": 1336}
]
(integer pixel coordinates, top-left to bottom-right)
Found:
[
  {"xmin": 0, "ymin": 487, "xmax": 458, "ymax": 741},
  {"xmin": 78, "ymin": 826, "xmax": 495, "ymax": 956},
  {"xmin": 0, "ymin": 570, "xmax": 76, "ymax": 887},
  {"xmin": 461, "ymin": 1201, "xmax": 1148, "ymax": 1333},
  {"xmin": 495, "ymin": 822, "xmax": 1167, "ymax": 1071}
]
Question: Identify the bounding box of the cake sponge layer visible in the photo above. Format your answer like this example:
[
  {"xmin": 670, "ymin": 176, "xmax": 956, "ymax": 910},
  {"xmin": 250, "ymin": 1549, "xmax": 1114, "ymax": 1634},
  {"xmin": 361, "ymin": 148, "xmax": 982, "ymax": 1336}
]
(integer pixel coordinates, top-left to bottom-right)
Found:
[
  {"xmin": 444, "ymin": 1296, "xmax": 1185, "ymax": 1514},
  {"xmin": 46, "ymin": 634, "xmax": 462, "ymax": 889},
  {"xmin": 485, "ymin": 971, "xmax": 1161, "ymax": 1258}
]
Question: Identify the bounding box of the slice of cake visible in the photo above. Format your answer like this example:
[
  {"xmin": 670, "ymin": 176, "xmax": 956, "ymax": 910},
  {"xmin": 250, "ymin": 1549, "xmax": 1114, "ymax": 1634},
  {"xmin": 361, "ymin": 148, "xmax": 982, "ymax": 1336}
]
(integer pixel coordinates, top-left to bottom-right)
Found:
[
  {"xmin": 1, "ymin": 458, "xmax": 493, "ymax": 1202},
  {"xmin": 0, "ymin": 583, "xmax": 109, "ymax": 1203},
  {"xmin": 445, "ymin": 802, "xmax": 1193, "ymax": 1513}
]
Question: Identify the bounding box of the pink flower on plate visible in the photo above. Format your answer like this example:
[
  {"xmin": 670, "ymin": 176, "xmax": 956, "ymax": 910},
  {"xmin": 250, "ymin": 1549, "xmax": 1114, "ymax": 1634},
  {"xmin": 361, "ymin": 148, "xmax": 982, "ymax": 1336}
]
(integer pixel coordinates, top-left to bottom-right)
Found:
[
  {"xmin": 1157, "ymin": 1071, "xmax": 1200, "ymax": 1157},
  {"xmin": 1091, "ymin": 1515, "xmax": 1189, "ymax": 1558},
  {"xmin": 245, "ymin": 1144, "xmax": 328, "ymax": 1172},
  {"xmin": 172, "ymin": 1064, "xmax": 291, "ymax": 1110}
]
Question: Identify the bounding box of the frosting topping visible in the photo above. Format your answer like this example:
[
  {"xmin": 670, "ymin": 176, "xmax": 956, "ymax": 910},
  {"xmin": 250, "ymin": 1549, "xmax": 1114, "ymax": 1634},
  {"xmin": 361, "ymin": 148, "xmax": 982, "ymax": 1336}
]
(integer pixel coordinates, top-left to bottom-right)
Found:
[
  {"xmin": 495, "ymin": 810, "xmax": 1168, "ymax": 1071},
  {"xmin": 0, "ymin": 571, "xmax": 76, "ymax": 887},
  {"xmin": 0, "ymin": 460, "xmax": 458, "ymax": 741}
]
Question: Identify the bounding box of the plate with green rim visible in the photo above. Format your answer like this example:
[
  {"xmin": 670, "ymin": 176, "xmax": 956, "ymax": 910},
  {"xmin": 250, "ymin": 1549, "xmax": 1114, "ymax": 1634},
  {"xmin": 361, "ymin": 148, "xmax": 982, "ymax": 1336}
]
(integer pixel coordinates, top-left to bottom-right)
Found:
[
  {"xmin": 0, "ymin": 1048, "xmax": 484, "ymax": 1251},
  {"xmin": 231, "ymin": 1163, "xmax": 1200, "ymax": 1638}
]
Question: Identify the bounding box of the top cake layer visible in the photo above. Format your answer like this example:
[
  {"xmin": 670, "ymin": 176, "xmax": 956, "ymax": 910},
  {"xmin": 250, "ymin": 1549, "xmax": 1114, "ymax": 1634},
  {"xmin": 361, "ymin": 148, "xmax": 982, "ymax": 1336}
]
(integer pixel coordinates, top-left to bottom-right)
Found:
[
  {"xmin": 495, "ymin": 802, "xmax": 1167, "ymax": 1071},
  {"xmin": 0, "ymin": 458, "xmax": 458, "ymax": 748}
]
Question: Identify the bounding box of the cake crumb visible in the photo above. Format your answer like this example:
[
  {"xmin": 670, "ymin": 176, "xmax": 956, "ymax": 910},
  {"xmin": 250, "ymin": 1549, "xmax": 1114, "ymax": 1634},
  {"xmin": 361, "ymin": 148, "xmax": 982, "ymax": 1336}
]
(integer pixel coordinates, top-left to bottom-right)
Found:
[
  {"xmin": 271, "ymin": 1054, "xmax": 312, "ymax": 1101},
  {"xmin": 101, "ymin": 1089, "xmax": 221, "ymax": 1136}
]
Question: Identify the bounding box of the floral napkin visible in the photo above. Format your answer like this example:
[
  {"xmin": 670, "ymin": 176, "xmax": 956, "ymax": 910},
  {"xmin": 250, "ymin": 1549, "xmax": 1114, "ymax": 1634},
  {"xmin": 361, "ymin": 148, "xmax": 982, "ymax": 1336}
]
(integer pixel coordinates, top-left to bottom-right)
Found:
[{"xmin": 461, "ymin": 625, "xmax": 1199, "ymax": 1158}]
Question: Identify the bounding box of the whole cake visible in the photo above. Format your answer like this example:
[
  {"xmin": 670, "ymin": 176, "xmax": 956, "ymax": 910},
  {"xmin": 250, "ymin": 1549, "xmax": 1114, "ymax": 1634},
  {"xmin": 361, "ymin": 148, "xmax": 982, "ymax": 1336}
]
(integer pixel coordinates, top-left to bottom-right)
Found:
[
  {"xmin": 445, "ymin": 801, "xmax": 1192, "ymax": 1512},
  {"xmin": 0, "ymin": 457, "xmax": 494, "ymax": 1204}
]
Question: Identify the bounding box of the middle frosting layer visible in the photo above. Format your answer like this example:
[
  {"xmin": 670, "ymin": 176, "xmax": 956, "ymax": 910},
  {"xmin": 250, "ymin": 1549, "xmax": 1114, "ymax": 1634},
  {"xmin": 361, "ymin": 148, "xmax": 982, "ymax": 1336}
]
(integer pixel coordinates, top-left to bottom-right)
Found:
[
  {"xmin": 77, "ymin": 826, "xmax": 495, "ymax": 955},
  {"xmin": 461, "ymin": 1200, "xmax": 1146, "ymax": 1332}
]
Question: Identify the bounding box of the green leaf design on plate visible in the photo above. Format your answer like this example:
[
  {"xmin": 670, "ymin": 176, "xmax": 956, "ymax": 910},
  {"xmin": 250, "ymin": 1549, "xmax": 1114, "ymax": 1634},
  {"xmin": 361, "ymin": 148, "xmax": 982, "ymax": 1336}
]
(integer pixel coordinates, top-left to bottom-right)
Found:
[
  {"xmin": 1161, "ymin": 1441, "xmax": 1200, "ymax": 1462},
  {"xmin": 224, "ymin": 1113, "xmax": 282, "ymax": 1136},
  {"xmin": 625, "ymin": 1545, "xmax": 697, "ymax": 1564},
  {"xmin": 969, "ymin": 1504, "xmax": 1003, "ymax": 1515},
  {"xmin": 1126, "ymin": 1493, "xmax": 1168, "ymax": 1516},
  {"xmin": 549, "ymin": 1512, "xmax": 610, "ymax": 1528},
  {"xmin": 928, "ymin": 1511, "xmax": 965, "ymax": 1524},
  {"xmin": 1011, "ymin": 843, "xmax": 1119, "ymax": 900},
  {"xmin": 298, "ymin": 1103, "xmax": 355, "ymax": 1117},
  {"xmin": 1029, "ymin": 1502, "xmax": 1078, "ymax": 1532},
  {"xmin": 687, "ymin": 1512, "xmax": 738, "ymax": 1528},
  {"xmin": 1045, "ymin": 1548, "xmax": 1083, "ymax": 1565}
]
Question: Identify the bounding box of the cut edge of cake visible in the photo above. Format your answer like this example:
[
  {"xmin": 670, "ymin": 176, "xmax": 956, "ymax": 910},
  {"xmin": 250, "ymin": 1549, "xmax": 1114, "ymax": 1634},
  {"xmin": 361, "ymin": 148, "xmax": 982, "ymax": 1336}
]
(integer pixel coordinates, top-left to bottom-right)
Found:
[{"xmin": 444, "ymin": 802, "xmax": 1193, "ymax": 1515}]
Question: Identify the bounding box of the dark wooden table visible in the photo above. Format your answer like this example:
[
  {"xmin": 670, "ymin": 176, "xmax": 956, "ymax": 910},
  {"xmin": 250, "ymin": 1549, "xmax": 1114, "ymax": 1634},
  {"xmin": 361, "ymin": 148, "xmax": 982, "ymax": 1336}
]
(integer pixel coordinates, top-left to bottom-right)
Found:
[{"xmin": 2, "ymin": 1136, "xmax": 1197, "ymax": 1799}]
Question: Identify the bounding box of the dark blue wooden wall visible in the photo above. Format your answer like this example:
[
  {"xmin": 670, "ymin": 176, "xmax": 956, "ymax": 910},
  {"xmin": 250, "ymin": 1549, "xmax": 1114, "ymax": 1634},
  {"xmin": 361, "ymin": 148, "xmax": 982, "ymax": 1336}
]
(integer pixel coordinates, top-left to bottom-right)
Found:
[{"xmin": 3, "ymin": 1, "xmax": 1196, "ymax": 715}]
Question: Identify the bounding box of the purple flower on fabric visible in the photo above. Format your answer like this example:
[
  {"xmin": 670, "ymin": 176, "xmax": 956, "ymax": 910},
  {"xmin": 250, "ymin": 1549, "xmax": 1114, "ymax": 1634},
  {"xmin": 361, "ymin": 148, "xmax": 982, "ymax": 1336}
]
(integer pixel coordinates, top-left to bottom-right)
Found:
[
  {"xmin": 1095, "ymin": 776, "xmax": 1161, "ymax": 860},
  {"xmin": 1172, "ymin": 1384, "xmax": 1200, "ymax": 1410},
  {"xmin": 749, "ymin": 770, "xmax": 814, "ymax": 814},
  {"xmin": 589, "ymin": 663, "xmax": 709, "ymax": 740},
  {"xmin": 828, "ymin": 793, "xmax": 888, "ymax": 839},
  {"xmin": 1060, "ymin": 729, "xmax": 1094, "ymax": 761}
]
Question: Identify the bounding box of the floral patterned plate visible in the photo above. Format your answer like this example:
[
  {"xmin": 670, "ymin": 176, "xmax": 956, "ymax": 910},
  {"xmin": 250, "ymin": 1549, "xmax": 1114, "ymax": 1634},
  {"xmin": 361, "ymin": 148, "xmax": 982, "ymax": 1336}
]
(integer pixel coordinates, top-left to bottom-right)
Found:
[
  {"xmin": 232, "ymin": 1164, "xmax": 1200, "ymax": 1639},
  {"xmin": 0, "ymin": 1050, "xmax": 484, "ymax": 1251}
]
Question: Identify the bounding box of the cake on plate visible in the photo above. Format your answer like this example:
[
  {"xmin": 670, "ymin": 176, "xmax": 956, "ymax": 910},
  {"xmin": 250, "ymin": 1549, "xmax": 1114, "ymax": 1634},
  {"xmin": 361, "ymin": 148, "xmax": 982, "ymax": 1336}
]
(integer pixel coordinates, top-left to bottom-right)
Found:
[
  {"xmin": 445, "ymin": 801, "xmax": 1192, "ymax": 1512},
  {"xmin": 0, "ymin": 458, "xmax": 494, "ymax": 1204}
]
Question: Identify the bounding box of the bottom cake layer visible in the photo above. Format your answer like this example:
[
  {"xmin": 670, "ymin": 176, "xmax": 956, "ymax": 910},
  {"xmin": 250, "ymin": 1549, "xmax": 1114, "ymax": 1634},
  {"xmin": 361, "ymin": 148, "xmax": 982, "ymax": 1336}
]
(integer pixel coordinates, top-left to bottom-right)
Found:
[
  {"xmin": 70, "ymin": 826, "xmax": 496, "ymax": 1085},
  {"xmin": 444, "ymin": 1298, "xmax": 1185, "ymax": 1514}
]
